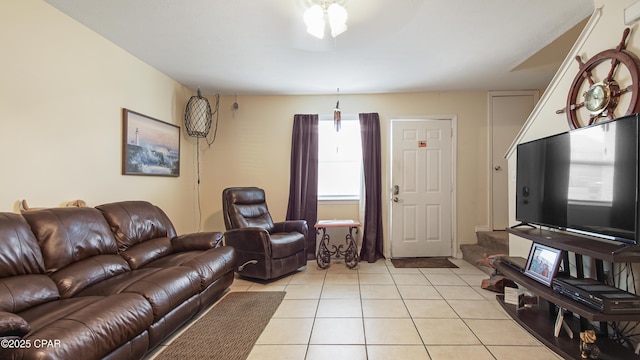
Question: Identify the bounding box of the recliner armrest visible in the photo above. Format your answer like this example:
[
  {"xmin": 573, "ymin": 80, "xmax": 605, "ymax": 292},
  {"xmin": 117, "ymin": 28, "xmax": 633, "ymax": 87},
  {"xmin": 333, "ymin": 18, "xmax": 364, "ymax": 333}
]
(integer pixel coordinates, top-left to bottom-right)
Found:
[
  {"xmin": 171, "ymin": 231, "xmax": 223, "ymax": 251},
  {"xmin": 272, "ymin": 220, "xmax": 308, "ymax": 237},
  {"xmin": 0, "ymin": 312, "xmax": 30, "ymax": 338},
  {"xmin": 224, "ymin": 228, "xmax": 272, "ymax": 256}
]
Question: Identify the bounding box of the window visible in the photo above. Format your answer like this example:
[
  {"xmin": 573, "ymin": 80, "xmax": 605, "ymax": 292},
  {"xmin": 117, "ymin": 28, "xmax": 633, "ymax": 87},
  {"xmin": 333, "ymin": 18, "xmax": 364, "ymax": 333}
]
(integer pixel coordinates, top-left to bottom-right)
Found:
[
  {"xmin": 318, "ymin": 115, "xmax": 362, "ymax": 200},
  {"xmin": 568, "ymin": 126, "xmax": 615, "ymax": 205}
]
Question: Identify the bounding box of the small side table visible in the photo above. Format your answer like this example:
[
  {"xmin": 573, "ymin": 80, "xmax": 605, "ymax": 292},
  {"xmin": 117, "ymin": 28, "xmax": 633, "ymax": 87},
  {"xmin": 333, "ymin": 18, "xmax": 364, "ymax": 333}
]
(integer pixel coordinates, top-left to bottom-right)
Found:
[{"xmin": 315, "ymin": 220, "xmax": 360, "ymax": 269}]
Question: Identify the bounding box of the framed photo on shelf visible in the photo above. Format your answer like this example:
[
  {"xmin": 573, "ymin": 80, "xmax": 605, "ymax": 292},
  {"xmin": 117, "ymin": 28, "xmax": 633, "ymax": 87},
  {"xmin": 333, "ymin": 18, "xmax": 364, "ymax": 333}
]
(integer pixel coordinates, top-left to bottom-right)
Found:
[
  {"xmin": 524, "ymin": 243, "xmax": 563, "ymax": 287},
  {"xmin": 122, "ymin": 109, "xmax": 180, "ymax": 177}
]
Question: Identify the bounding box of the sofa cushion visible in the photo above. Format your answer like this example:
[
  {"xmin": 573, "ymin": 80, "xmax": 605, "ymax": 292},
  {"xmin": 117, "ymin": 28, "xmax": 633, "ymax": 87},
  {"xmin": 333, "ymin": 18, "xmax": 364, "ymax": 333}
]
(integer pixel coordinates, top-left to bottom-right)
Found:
[
  {"xmin": 0, "ymin": 312, "xmax": 30, "ymax": 337},
  {"xmin": 48, "ymin": 255, "xmax": 131, "ymax": 298},
  {"xmin": 270, "ymin": 232, "xmax": 306, "ymax": 259},
  {"xmin": 118, "ymin": 237, "xmax": 173, "ymax": 270},
  {"xmin": 0, "ymin": 213, "xmax": 61, "ymax": 313},
  {"xmin": 0, "ymin": 213, "xmax": 47, "ymax": 277},
  {"xmin": 96, "ymin": 201, "xmax": 176, "ymax": 252},
  {"xmin": 11, "ymin": 294, "xmax": 153, "ymax": 360},
  {"xmin": 0, "ymin": 275, "xmax": 60, "ymax": 313},
  {"xmin": 171, "ymin": 232, "xmax": 223, "ymax": 251},
  {"xmin": 145, "ymin": 246, "xmax": 237, "ymax": 290},
  {"xmin": 154, "ymin": 206, "xmax": 178, "ymax": 238},
  {"xmin": 22, "ymin": 208, "xmax": 132, "ymax": 298},
  {"xmin": 22, "ymin": 207, "xmax": 120, "ymax": 273},
  {"xmin": 75, "ymin": 267, "xmax": 200, "ymax": 322}
]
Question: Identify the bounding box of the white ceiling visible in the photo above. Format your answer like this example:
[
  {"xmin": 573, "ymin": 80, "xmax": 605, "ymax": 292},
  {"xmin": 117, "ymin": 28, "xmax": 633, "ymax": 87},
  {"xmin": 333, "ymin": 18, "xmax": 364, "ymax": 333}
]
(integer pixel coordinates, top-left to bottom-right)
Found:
[{"xmin": 44, "ymin": 0, "xmax": 594, "ymax": 96}]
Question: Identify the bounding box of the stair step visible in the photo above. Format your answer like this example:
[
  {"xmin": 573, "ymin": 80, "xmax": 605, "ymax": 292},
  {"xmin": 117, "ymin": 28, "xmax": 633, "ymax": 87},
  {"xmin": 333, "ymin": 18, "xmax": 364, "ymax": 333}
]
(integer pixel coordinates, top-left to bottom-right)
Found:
[
  {"xmin": 476, "ymin": 231, "xmax": 508, "ymax": 252},
  {"xmin": 460, "ymin": 231, "xmax": 510, "ymax": 274},
  {"xmin": 459, "ymin": 244, "xmax": 496, "ymax": 275}
]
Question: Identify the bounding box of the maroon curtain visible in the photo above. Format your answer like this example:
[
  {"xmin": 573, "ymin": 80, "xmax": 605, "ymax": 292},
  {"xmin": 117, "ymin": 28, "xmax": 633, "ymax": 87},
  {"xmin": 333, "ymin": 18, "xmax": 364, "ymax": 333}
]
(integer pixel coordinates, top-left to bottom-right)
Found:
[
  {"xmin": 359, "ymin": 113, "xmax": 385, "ymax": 262},
  {"xmin": 286, "ymin": 114, "xmax": 319, "ymax": 260}
]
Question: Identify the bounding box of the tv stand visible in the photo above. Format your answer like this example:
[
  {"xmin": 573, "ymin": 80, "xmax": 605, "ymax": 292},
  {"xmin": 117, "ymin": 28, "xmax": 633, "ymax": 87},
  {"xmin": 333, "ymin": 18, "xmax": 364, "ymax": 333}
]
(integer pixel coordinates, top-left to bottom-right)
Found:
[
  {"xmin": 497, "ymin": 227, "xmax": 640, "ymax": 359},
  {"xmin": 612, "ymin": 243, "xmax": 639, "ymax": 255}
]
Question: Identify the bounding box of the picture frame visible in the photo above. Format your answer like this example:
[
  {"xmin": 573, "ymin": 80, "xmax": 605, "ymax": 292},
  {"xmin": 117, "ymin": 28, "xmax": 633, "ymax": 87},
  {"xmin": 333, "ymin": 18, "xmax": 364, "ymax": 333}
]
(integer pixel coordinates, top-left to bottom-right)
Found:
[
  {"xmin": 524, "ymin": 243, "xmax": 563, "ymax": 287},
  {"xmin": 122, "ymin": 109, "xmax": 180, "ymax": 177}
]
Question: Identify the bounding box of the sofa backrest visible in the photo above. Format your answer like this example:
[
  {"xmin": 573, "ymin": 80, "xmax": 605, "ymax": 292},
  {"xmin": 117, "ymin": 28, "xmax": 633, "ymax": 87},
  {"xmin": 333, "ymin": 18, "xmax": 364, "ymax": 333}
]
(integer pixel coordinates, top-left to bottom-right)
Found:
[
  {"xmin": 23, "ymin": 207, "xmax": 130, "ymax": 298},
  {"xmin": 0, "ymin": 212, "xmax": 60, "ymax": 313},
  {"xmin": 96, "ymin": 201, "xmax": 176, "ymax": 269},
  {"xmin": 222, "ymin": 187, "xmax": 275, "ymax": 232}
]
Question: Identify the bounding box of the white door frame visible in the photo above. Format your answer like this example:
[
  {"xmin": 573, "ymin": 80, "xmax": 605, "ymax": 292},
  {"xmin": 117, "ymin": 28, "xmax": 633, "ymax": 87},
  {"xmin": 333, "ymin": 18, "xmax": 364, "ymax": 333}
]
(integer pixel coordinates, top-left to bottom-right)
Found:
[
  {"xmin": 487, "ymin": 91, "xmax": 539, "ymax": 232},
  {"xmin": 388, "ymin": 115, "xmax": 457, "ymax": 258}
]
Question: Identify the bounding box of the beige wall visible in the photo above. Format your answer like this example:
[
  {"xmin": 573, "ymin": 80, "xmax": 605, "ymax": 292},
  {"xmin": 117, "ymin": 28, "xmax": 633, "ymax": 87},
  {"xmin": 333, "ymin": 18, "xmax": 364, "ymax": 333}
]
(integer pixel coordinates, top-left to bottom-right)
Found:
[
  {"xmin": 507, "ymin": 0, "xmax": 640, "ymax": 256},
  {"xmin": 200, "ymin": 92, "xmax": 491, "ymax": 257},
  {"xmin": 0, "ymin": 0, "xmax": 200, "ymax": 233},
  {"xmin": 3, "ymin": 0, "xmax": 497, "ymax": 257}
]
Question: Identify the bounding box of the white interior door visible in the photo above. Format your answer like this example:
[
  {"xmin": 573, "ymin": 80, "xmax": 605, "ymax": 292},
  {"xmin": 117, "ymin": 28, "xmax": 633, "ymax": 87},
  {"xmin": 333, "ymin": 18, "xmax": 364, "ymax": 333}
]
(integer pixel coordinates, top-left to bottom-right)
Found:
[
  {"xmin": 490, "ymin": 91, "xmax": 538, "ymax": 230},
  {"xmin": 391, "ymin": 119, "xmax": 453, "ymax": 258}
]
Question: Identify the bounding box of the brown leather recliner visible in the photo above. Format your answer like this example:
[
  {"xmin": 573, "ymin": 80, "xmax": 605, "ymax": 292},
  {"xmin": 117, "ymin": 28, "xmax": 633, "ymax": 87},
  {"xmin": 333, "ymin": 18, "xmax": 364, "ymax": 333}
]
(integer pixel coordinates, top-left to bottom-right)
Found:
[{"xmin": 222, "ymin": 187, "xmax": 308, "ymax": 280}]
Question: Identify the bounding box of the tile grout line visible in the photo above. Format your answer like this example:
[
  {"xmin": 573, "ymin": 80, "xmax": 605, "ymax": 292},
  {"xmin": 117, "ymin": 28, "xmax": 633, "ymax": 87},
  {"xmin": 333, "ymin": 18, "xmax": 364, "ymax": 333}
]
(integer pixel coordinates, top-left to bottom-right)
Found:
[
  {"xmin": 303, "ymin": 262, "xmax": 328, "ymax": 359},
  {"xmin": 357, "ymin": 263, "xmax": 369, "ymax": 359},
  {"xmin": 392, "ymin": 262, "xmax": 435, "ymax": 357}
]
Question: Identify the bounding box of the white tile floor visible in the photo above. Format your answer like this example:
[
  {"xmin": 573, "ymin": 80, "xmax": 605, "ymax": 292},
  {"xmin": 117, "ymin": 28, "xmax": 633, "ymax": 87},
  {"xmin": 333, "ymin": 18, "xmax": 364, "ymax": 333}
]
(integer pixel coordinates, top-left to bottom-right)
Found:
[
  {"xmin": 226, "ymin": 258, "xmax": 563, "ymax": 360},
  {"xmin": 147, "ymin": 258, "xmax": 563, "ymax": 359}
]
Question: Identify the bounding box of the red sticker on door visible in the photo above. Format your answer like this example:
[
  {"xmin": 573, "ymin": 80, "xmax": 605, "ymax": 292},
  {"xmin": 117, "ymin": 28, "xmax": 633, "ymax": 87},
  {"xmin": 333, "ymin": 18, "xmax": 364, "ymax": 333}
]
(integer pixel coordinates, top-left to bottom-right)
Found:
[{"xmin": 418, "ymin": 141, "xmax": 427, "ymax": 148}]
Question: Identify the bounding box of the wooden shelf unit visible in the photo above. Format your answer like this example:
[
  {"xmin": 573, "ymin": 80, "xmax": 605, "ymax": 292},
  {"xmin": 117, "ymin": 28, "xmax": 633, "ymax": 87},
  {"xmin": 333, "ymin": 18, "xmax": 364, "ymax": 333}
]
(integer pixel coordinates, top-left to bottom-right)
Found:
[
  {"xmin": 498, "ymin": 227, "xmax": 640, "ymax": 359},
  {"xmin": 495, "ymin": 295, "xmax": 640, "ymax": 360},
  {"xmin": 506, "ymin": 227, "xmax": 640, "ymax": 263},
  {"xmin": 497, "ymin": 262, "xmax": 640, "ymax": 323}
]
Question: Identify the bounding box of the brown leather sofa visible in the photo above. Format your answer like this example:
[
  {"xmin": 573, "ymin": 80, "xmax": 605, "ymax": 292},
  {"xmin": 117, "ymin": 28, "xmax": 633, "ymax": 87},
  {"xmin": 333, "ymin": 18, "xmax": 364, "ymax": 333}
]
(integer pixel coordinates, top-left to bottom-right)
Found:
[
  {"xmin": 0, "ymin": 201, "xmax": 236, "ymax": 360},
  {"xmin": 222, "ymin": 187, "xmax": 307, "ymax": 280}
]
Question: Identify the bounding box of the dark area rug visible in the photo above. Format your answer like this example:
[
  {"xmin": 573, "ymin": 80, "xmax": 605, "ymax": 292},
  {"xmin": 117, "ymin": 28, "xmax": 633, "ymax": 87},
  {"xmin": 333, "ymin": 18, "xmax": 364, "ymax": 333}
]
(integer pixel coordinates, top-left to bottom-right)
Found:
[
  {"xmin": 155, "ymin": 291, "xmax": 285, "ymax": 360},
  {"xmin": 391, "ymin": 257, "xmax": 459, "ymax": 268}
]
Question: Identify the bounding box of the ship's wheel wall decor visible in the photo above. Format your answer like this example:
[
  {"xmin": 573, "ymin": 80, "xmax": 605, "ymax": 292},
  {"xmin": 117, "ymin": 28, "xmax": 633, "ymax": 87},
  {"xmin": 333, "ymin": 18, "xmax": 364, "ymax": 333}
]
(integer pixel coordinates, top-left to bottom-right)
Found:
[{"xmin": 557, "ymin": 28, "xmax": 640, "ymax": 129}]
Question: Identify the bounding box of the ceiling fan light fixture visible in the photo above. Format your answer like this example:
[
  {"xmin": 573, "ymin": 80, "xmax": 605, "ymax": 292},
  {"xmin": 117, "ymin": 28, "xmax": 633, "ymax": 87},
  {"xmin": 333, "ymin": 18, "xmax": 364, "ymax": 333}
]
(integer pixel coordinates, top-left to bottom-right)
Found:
[
  {"xmin": 304, "ymin": 4, "xmax": 325, "ymax": 39},
  {"xmin": 327, "ymin": 3, "xmax": 348, "ymax": 37},
  {"xmin": 333, "ymin": 87, "xmax": 341, "ymax": 132},
  {"xmin": 303, "ymin": 2, "xmax": 348, "ymax": 39}
]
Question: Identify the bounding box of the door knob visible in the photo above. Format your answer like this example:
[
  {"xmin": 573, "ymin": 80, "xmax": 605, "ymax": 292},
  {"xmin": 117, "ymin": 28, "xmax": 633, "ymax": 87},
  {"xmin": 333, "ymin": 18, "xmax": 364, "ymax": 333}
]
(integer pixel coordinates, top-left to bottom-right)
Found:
[
  {"xmin": 393, "ymin": 197, "xmax": 399, "ymax": 202},
  {"xmin": 494, "ymin": 166, "xmax": 502, "ymax": 171},
  {"xmin": 393, "ymin": 185, "xmax": 399, "ymax": 195}
]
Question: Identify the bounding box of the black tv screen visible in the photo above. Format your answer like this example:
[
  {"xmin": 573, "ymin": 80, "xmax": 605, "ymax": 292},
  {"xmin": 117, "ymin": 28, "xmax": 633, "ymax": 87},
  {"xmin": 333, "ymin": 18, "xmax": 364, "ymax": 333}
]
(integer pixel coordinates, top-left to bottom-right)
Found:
[{"xmin": 516, "ymin": 113, "xmax": 640, "ymax": 245}]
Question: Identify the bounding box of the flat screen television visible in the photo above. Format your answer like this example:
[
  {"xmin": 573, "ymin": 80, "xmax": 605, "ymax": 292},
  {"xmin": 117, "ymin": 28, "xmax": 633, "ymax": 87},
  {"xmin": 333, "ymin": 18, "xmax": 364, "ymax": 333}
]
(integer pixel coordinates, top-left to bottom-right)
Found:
[{"xmin": 516, "ymin": 113, "xmax": 640, "ymax": 245}]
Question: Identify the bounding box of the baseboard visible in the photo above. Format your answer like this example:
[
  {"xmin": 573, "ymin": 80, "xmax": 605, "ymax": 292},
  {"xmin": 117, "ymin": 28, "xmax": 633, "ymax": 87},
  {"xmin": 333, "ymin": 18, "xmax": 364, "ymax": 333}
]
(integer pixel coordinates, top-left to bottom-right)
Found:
[{"xmin": 475, "ymin": 226, "xmax": 491, "ymax": 233}]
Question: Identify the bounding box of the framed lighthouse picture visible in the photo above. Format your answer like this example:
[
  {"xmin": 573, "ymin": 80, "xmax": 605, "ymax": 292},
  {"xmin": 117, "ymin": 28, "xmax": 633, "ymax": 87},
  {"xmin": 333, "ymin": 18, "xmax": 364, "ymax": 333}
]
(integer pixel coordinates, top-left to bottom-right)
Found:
[{"xmin": 122, "ymin": 109, "xmax": 180, "ymax": 177}]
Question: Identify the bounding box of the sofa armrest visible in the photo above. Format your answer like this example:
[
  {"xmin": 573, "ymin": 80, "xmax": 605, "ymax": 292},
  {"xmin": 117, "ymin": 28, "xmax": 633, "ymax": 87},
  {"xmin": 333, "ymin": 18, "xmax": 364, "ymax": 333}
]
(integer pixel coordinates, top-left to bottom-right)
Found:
[
  {"xmin": 0, "ymin": 312, "xmax": 30, "ymax": 337},
  {"xmin": 224, "ymin": 228, "xmax": 272, "ymax": 256},
  {"xmin": 171, "ymin": 232, "xmax": 223, "ymax": 251},
  {"xmin": 272, "ymin": 220, "xmax": 308, "ymax": 237}
]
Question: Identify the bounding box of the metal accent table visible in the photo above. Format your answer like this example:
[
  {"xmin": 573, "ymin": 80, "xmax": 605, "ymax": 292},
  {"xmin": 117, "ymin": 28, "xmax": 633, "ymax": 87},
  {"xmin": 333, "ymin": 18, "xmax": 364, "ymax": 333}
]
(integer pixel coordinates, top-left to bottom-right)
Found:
[{"xmin": 315, "ymin": 220, "xmax": 360, "ymax": 269}]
